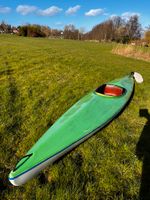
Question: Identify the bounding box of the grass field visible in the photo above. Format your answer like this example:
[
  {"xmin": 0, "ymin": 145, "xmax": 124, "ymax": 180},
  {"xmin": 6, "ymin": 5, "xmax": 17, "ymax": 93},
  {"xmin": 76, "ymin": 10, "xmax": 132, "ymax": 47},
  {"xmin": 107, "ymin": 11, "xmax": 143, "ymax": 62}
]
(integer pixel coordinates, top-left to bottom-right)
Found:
[{"xmin": 0, "ymin": 34, "xmax": 150, "ymax": 200}]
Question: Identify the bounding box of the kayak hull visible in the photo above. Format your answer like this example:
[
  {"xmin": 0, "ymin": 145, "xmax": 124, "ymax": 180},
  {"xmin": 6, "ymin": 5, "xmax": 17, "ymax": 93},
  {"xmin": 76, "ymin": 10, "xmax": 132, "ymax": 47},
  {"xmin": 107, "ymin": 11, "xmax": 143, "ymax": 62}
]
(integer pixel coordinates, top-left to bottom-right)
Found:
[
  {"xmin": 9, "ymin": 125, "xmax": 106, "ymax": 186},
  {"xmin": 9, "ymin": 74, "xmax": 135, "ymax": 185}
]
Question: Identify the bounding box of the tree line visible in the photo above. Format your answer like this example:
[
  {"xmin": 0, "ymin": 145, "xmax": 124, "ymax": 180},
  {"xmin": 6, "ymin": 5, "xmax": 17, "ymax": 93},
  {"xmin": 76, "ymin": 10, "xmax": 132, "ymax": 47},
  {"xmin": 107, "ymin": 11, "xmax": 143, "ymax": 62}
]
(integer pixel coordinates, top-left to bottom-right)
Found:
[
  {"xmin": 18, "ymin": 24, "xmax": 85, "ymax": 39},
  {"xmin": 0, "ymin": 16, "xmax": 150, "ymax": 44},
  {"xmin": 83, "ymin": 15, "xmax": 142, "ymax": 43}
]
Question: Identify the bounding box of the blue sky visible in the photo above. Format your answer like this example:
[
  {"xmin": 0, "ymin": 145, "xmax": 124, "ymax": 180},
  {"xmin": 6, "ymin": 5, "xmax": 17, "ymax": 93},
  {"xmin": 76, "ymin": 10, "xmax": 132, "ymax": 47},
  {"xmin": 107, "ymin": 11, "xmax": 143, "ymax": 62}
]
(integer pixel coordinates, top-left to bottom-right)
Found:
[{"xmin": 0, "ymin": 0, "xmax": 149, "ymax": 31}]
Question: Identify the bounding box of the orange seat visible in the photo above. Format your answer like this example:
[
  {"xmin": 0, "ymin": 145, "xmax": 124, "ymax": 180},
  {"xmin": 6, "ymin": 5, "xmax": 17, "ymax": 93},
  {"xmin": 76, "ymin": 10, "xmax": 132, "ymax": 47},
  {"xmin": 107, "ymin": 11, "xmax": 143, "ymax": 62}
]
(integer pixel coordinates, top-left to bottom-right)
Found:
[{"xmin": 104, "ymin": 85, "xmax": 123, "ymax": 96}]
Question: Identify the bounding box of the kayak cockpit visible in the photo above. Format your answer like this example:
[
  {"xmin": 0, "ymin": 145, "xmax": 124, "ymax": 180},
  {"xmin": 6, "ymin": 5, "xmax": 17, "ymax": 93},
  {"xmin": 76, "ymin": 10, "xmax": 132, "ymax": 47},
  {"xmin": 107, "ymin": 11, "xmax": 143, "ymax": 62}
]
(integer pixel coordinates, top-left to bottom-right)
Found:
[{"xmin": 95, "ymin": 84, "xmax": 125, "ymax": 97}]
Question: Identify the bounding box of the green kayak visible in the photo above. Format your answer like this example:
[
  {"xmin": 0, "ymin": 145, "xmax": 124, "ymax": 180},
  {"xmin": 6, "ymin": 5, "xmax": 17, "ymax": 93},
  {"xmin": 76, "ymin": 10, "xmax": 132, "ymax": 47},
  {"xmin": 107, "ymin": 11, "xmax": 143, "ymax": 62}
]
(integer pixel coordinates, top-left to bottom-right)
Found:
[{"xmin": 9, "ymin": 72, "xmax": 141, "ymax": 186}]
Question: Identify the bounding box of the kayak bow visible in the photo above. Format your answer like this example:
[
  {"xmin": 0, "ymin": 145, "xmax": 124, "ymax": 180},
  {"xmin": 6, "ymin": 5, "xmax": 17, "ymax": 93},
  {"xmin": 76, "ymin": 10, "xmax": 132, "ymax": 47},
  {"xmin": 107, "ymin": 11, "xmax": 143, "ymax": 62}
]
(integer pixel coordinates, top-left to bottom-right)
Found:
[{"xmin": 9, "ymin": 72, "xmax": 141, "ymax": 186}]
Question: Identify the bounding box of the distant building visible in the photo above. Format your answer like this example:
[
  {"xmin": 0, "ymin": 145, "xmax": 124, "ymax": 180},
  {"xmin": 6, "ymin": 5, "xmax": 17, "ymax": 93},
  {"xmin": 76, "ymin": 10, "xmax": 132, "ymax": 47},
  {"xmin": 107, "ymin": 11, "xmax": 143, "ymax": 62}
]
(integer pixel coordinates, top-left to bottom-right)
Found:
[{"xmin": 12, "ymin": 29, "xmax": 19, "ymax": 34}]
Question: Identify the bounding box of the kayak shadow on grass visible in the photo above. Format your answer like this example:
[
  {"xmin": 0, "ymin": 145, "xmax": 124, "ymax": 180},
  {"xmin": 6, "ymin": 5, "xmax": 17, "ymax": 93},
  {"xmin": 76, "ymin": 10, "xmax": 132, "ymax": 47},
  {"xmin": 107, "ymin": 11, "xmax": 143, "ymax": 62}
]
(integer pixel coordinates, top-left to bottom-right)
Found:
[{"xmin": 136, "ymin": 109, "xmax": 150, "ymax": 200}]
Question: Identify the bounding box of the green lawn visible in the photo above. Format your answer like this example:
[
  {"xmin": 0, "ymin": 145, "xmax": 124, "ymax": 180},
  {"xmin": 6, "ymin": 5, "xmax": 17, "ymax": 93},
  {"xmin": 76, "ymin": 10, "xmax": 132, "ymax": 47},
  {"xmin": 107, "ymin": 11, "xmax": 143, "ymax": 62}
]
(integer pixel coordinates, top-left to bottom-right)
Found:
[{"xmin": 0, "ymin": 34, "xmax": 150, "ymax": 200}]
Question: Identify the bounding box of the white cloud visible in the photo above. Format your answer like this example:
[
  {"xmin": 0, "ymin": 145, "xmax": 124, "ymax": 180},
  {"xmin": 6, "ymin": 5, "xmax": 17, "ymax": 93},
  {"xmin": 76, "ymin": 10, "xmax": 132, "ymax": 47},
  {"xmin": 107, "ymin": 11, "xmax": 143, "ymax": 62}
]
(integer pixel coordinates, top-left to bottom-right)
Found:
[
  {"xmin": 66, "ymin": 5, "xmax": 81, "ymax": 15},
  {"xmin": 85, "ymin": 8, "xmax": 105, "ymax": 17},
  {"xmin": 16, "ymin": 5, "xmax": 37, "ymax": 15},
  {"xmin": 0, "ymin": 6, "xmax": 11, "ymax": 14},
  {"xmin": 38, "ymin": 6, "xmax": 62, "ymax": 16},
  {"xmin": 121, "ymin": 12, "xmax": 140, "ymax": 20}
]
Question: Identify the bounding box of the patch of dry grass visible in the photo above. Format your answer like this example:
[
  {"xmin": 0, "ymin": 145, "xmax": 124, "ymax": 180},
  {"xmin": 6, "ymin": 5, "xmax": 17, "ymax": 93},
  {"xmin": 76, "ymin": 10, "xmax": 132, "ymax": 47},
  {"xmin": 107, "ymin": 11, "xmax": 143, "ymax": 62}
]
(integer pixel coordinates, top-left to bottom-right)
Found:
[{"xmin": 112, "ymin": 44, "xmax": 150, "ymax": 62}]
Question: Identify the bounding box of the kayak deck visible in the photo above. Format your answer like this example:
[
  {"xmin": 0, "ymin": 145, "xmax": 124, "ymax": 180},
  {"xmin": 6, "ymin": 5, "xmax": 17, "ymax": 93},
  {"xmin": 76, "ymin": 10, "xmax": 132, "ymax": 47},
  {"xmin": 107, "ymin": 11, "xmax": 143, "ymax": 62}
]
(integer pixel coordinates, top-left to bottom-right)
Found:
[{"xmin": 10, "ymin": 75, "xmax": 134, "ymax": 179}]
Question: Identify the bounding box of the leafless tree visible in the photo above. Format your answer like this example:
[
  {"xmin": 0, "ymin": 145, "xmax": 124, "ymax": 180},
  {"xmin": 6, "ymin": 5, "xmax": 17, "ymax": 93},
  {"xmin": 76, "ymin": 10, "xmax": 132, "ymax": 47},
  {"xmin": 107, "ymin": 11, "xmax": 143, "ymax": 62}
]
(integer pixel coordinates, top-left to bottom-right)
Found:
[
  {"xmin": 0, "ymin": 21, "xmax": 11, "ymax": 33},
  {"xmin": 63, "ymin": 24, "xmax": 79, "ymax": 40},
  {"xmin": 126, "ymin": 15, "xmax": 141, "ymax": 40}
]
